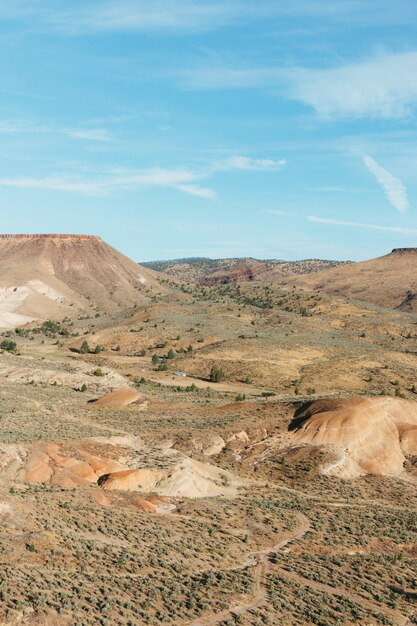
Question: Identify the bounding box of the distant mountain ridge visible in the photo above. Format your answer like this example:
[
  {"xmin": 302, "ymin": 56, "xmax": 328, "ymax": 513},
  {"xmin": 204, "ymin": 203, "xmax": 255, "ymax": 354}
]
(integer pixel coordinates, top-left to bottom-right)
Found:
[{"xmin": 142, "ymin": 256, "xmax": 352, "ymax": 285}]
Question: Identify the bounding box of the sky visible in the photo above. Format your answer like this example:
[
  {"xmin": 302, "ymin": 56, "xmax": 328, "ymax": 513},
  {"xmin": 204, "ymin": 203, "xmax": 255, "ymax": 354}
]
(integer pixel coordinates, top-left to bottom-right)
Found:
[{"xmin": 1, "ymin": 1, "xmax": 417, "ymax": 262}]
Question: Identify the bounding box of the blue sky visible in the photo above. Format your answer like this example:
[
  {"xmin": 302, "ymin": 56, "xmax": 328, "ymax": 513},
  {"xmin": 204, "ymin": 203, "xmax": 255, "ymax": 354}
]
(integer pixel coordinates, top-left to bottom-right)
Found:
[{"xmin": 1, "ymin": 1, "xmax": 417, "ymax": 261}]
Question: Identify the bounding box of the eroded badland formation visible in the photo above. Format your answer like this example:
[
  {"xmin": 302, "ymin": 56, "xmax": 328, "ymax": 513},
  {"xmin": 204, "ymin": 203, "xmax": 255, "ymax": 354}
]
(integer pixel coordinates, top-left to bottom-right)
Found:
[{"xmin": 0, "ymin": 235, "xmax": 416, "ymax": 625}]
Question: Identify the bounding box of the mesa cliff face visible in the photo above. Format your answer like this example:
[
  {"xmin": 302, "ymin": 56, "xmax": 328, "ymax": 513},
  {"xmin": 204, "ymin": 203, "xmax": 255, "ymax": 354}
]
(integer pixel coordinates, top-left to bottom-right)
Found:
[
  {"xmin": 0, "ymin": 234, "xmax": 100, "ymax": 240},
  {"xmin": 0, "ymin": 234, "xmax": 166, "ymax": 327},
  {"xmin": 391, "ymin": 247, "xmax": 417, "ymax": 254}
]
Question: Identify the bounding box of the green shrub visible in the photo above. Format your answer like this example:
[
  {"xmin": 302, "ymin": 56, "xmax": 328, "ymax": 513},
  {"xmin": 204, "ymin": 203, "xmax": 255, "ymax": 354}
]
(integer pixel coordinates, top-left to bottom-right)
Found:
[
  {"xmin": 80, "ymin": 340, "xmax": 90, "ymax": 354},
  {"xmin": 0, "ymin": 339, "xmax": 17, "ymax": 352},
  {"xmin": 210, "ymin": 365, "xmax": 225, "ymax": 382}
]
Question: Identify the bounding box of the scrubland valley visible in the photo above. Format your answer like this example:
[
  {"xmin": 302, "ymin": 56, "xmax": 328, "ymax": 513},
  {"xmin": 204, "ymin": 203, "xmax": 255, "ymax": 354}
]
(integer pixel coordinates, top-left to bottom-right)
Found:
[{"xmin": 0, "ymin": 235, "xmax": 416, "ymax": 626}]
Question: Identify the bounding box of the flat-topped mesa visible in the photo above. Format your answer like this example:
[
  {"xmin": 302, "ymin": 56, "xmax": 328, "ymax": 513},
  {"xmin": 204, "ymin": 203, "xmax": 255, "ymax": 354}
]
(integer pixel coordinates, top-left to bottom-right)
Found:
[
  {"xmin": 0, "ymin": 234, "xmax": 101, "ymax": 241},
  {"xmin": 391, "ymin": 247, "xmax": 417, "ymax": 255},
  {"xmin": 0, "ymin": 233, "xmax": 168, "ymax": 328}
]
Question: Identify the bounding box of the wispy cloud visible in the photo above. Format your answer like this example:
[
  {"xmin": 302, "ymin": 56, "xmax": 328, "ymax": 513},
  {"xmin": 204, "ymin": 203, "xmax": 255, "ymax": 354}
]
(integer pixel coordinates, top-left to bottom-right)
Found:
[
  {"xmin": 0, "ymin": 1, "xmax": 276, "ymax": 35},
  {"xmin": 2, "ymin": 1, "xmax": 414, "ymax": 34},
  {"xmin": 0, "ymin": 151, "xmax": 283, "ymax": 199},
  {"xmin": 266, "ymin": 209, "xmax": 294, "ymax": 217},
  {"xmin": 307, "ymin": 215, "xmax": 417, "ymax": 235},
  {"xmin": 180, "ymin": 50, "xmax": 417, "ymax": 120},
  {"xmin": 173, "ymin": 184, "xmax": 216, "ymax": 199},
  {"xmin": 310, "ymin": 186, "xmax": 370, "ymax": 195},
  {"xmin": 224, "ymin": 156, "xmax": 286, "ymax": 171},
  {"xmin": 0, "ymin": 168, "xmax": 215, "ymax": 199},
  {"xmin": 363, "ymin": 155, "xmax": 409, "ymax": 213},
  {"xmin": 0, "ymin": 177, "xmax": 105, "ymax": 195},
  {"xmin": 0, "ymin": 119, "xmax": 113, "ymax": 142},
  {"xmin": 288, "ymin": 51, "xmax": 417, "ymax": 119},
  {"xmin": 65, "ymin": 128, "xmax": 113, "ymax": 142}
]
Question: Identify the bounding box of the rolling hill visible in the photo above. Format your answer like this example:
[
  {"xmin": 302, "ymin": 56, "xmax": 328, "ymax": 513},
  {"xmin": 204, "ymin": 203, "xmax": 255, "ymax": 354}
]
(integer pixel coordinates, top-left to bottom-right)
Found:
[{"xmin": 282, "ymin": 247, "xmax": 417, "ymax": 311}]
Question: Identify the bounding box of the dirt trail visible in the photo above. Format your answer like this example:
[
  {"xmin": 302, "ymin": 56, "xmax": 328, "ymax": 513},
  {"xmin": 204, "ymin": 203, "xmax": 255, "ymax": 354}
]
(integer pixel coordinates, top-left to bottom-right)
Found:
[
  {"xmin": 188, "ymin": 482, "xmax": 415, "ymax": 626},
  {"xmin": 189, "ymin": 511, "xmax": 310, "ymax": 626}
]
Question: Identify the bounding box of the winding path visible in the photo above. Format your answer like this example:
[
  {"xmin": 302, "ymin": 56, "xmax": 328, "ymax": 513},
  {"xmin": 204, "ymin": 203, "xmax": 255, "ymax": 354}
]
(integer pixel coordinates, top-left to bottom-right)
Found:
[{"xmin": 189, "ymin": 511, "xmax": 310, "ymax": 626}]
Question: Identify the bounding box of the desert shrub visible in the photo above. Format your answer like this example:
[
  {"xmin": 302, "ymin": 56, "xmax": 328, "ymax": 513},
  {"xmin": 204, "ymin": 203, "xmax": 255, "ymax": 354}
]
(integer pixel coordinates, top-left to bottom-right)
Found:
[
  {"xmin": 0, "ymin": 340, "xmax": 17, "ymax": 352},
  {"xmin": 80, "ymin": 340, "xmax": 90, "ymax": 354},
  {"xmin": 210, "ymin": 365, "xmax": 225, "ymax": 382}
]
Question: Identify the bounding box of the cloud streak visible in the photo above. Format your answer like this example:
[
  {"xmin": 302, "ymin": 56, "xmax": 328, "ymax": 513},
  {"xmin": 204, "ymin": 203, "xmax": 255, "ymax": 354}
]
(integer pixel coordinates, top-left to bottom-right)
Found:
[
  {"xmin": 0, "ymin": 120, "xmax": 113, "ymax": 142},
  {"xmin": 308, "ymin": 215, "xmax": 417, "ymax": 236},
  {"xmin": 288, "ymin": 52, "xmax": 417, "ymax": 119},
  {"xmin": 266, "ymin": 209, "xmax": 294, "ymax": 217},
  {"xmin": 363, "ymin": 155, "xmax": 409, "ymax": 213},
  {"xmin": 0, "ymin": 177, "xmax": 106, "ymax": 196},
  {"xmin": 0, "ymin": 168, "xmax": 216, "ymax": 199},
  {"xmin": 0, "ymin": 153, "xmax": 283, "ymax": 199},
  {"xmin": 2, "ymin": 1, "xmax": 415, "ymax": 34},
  {"xmin": 66, "ymin": 128, "xmax": 113, "ymax": 142},
  {"xmin": 180, "ymin": 51, "xmax": 417, "ymax": 120},
  {"xmin": 224, "ymin": 156, "xmax": 286, "ymax": 171},
  {"xmin": 0, "ymin": 1, "xmax": 290, "ymax": 35}
]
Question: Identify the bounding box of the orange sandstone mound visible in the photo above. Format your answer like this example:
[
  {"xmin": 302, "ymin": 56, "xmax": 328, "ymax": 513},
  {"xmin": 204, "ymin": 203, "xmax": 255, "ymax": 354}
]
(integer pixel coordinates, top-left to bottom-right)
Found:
[
  {"xmin": 0, "ymin": 438, "xmax": 240, "ymax": 498},
  {"xmin": 98, "ymin": 456, "xmax": 238, "ymax": 498},
  {"xmin": 1, "ymin": 441, "xmax": 124, "ymax": 488},
  {"xmin": 91, "ymin": 388, "xmax": 143, "ymax": 408},
  {"xmin": 290, "ymin": 397, "xmax": 417, "ymax": 478}
]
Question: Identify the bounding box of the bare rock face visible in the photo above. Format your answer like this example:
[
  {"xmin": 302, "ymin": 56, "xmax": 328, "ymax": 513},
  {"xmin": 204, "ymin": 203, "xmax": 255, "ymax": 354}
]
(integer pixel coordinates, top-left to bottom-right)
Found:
[
  {"xmin": 0, "ymin": 234, "xmax": 167, "ymax": 327},
  {"xmin": 290, "ymin": 397, "xmax": 417, "ymax": 478},
  {"xmin": 192, "ymin": 434, "xmax": 226, "ymax": 456}
]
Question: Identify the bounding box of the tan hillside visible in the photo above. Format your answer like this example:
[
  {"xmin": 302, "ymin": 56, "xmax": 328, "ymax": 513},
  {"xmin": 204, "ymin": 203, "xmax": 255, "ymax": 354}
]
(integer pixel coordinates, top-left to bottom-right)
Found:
[
  {"xmin": 283, "ymin": 248, "xmax": 417, "ymax": 311},
  {"xmin": 0, "ymin": 234, "xmax": 167, "ymax": 327}
]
